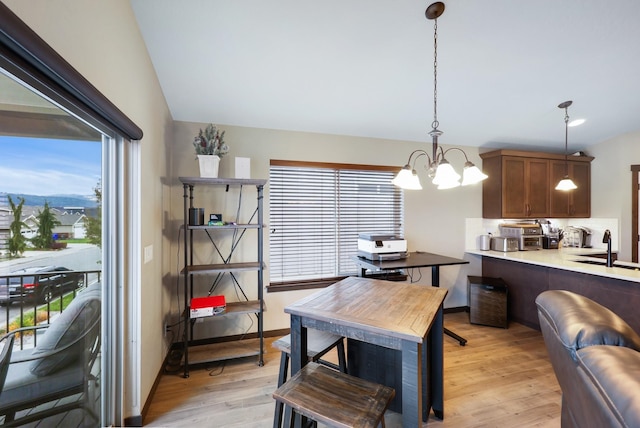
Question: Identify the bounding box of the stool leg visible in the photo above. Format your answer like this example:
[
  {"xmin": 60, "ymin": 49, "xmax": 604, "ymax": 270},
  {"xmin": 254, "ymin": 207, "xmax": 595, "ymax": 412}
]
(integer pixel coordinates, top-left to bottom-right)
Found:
[
  {"xmin": 273, "ymin": 352, "xmax": 289, "ymax": 428},
  {"xmin": 336, "ymin": 339, "xmax": 347, "ymax": 374}
]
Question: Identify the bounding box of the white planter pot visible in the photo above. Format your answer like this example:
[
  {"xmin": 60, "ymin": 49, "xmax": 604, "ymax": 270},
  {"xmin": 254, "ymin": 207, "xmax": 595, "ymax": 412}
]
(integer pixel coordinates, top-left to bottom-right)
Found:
[{"xmin": 197, "ymin": 155, "xmax": 220, "ymax": 178}]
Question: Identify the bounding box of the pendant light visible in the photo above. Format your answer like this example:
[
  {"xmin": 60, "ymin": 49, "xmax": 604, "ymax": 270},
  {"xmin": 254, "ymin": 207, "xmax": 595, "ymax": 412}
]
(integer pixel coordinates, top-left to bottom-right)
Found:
[
  {"xmin": 392, "ymin": 2, "xmax": 488, "ymax": 190},
  {"xmin": 555, "ymin": 100, "xmax": 578, "ymax": 191}
]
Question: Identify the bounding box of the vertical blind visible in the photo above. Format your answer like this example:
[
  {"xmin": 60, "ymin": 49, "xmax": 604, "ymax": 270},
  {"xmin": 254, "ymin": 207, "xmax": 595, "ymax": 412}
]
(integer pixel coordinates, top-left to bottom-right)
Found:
[{"xmin": 269, "ymin": 161, "xmax": 404, "ymax": 284}]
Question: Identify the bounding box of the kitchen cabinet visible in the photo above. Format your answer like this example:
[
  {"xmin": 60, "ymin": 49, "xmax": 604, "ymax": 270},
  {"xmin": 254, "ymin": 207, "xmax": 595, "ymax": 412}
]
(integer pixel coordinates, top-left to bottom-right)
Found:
[
  {"xmin": 480, "ymin": 150, "xmax": 593, "ymax": 219},
  {"xmin": 550, "ymin": 160, "xmax": 591, "ymax": 217},
  {"xmin": 179, "ymin": 177, "xmax": 266, "ymax": 378},
  {"xmin": 481, "ymin": 152, "xmax": 550, "ymax": 218}
]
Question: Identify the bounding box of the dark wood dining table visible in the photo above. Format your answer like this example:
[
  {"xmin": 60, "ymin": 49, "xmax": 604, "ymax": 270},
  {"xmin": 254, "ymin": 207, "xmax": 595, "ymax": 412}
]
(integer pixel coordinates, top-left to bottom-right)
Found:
[
  {"xmin": 285, "ymin": 276, "xmax": 448, "ymax": 427},
  {"xmin": 352, "ymin": 251, "xmax": 470, "ymax": 345}
]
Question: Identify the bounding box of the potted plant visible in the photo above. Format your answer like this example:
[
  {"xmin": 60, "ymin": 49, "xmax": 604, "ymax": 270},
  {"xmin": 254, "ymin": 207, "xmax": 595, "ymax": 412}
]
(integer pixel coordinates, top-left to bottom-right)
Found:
[{"xmin": 193, "ymin": 124, "xmax": 229, "ymax": 177}]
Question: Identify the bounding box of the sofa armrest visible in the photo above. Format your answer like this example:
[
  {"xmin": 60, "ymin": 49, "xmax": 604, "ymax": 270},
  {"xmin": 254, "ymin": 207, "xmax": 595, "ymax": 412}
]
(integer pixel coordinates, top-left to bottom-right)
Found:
[
  {"xmin": 536, "ymin": 290, "xmax": 640, "ymax": 361},
  {"xmin": 575, "ymin": 345, "xmax": 640, "ymax": 426}
]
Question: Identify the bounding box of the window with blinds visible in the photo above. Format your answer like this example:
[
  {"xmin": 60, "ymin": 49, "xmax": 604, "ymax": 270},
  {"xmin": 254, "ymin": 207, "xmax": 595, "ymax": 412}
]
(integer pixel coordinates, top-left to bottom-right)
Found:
[{"xmin": 269, "ymin": 160, "xmax": 404, "ymax": 289}]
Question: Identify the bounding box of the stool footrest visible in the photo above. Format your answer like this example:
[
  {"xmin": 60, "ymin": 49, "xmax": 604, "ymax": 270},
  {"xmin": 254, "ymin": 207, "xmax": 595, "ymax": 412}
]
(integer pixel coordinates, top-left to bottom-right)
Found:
[
  {"xmin": 272, "ymin": 331, "xmax": 343, "ymax": 360},
  {"xmin": 273, "ymin": 362, "xmax": 395, "ymax": 428}
]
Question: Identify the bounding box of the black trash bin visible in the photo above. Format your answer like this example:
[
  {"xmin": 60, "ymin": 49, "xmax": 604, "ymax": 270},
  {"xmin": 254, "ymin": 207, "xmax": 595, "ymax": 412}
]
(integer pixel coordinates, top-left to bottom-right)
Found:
[{"xmin": 467, "ymin": 276, "xmax": 508, "ymax": 328}]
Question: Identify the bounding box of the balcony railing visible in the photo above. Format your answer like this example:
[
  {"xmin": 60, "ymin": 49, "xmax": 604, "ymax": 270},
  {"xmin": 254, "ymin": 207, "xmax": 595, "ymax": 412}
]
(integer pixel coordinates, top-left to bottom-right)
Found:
[{"xmin": 0, "ymin": 269, "xmax": 102, "ymax": 349}]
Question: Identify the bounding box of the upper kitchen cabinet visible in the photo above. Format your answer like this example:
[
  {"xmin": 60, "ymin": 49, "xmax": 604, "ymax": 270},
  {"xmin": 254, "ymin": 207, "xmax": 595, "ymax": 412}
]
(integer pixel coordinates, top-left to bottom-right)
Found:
[
  {"xmin": 550, "ymin": 160, "xmax": 591, "ymax": 217},
  {"xmin": 480, "ymin": 150, "xmax": 593, "ymax": 219}
]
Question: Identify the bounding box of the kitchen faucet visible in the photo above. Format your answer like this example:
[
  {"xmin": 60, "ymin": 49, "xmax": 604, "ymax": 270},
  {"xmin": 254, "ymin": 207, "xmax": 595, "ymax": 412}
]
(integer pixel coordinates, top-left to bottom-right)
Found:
[{"xmin": 602, "ymin": 229, "xmax": 613, "ymax": 267}]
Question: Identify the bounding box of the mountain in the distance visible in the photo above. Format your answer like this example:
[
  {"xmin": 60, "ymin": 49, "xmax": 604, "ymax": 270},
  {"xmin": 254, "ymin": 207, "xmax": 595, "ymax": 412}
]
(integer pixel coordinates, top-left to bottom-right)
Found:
[{"xmin": 5, "ymin": 193, "xmax": 98, "ymax": 208}]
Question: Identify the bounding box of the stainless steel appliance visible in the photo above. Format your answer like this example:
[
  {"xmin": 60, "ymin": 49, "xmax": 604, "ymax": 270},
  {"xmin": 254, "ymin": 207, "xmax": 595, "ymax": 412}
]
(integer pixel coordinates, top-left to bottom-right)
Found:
[
  {"xmin": 564, "ymin": 226, "xmax": 592, "ymax": 248},
  {"xmin": 542, "ymin": 234, "xmax": 560, "ymax": 249},
  {"xmin": 499, "ymin": 223, "xmax": 543, "ymax": 251},
  {"xmin": 490, "ymin": 236, "xmax": 519, "ymax": 252},
  {"xmin": 477, "ymin": 234, "xmax": 492, "ymax": 251}
]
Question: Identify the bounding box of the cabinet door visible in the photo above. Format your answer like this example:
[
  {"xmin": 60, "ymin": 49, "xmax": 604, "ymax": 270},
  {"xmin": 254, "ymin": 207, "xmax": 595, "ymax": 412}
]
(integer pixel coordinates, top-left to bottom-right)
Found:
[
  {"xmin": 502, "ymin": 157, "xmax": 549, "ymax": 218},
  {"xmin": 550, "ymin": 160, "xmax": 570, "ymax": 216},
  {"xmin": 526, "ymin": 159, "xmax": 550, "ymax": 217},
  {"xmin": 569, "ymin": 161, "xmax": 590, "ymax": 217},
  {"xmin": 502, "ymin": 157, "xmax": 527, "ymax": 218},
  {"xmin": 550, "ymin": 160, "xmax": 590, "ymax": 217}
]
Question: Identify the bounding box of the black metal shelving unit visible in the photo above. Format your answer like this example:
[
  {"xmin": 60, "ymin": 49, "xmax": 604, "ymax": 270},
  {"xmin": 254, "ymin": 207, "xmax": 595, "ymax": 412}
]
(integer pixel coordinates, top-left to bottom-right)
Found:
[{"xmin": 179, "ymin": 177, "xmax": 266, "ymax": 378}]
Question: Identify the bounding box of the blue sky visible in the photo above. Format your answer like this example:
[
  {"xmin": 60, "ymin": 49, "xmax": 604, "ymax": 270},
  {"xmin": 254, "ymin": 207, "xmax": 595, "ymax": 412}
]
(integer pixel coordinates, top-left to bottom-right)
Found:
[{"xmin": 0, "ymin": 136, "xmax": 101, "ymax": 196}]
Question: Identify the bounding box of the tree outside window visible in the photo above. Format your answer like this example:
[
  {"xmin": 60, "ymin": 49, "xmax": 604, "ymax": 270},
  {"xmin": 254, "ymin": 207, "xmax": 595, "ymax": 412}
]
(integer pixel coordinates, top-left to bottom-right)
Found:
[
  {"xmin": 84, "ymin": 181, "xmax": 102, "ymax": 248},
  {"xmin": 7, "ymin": 195, "xmax": 27, "ymax": 257},
  {"xmin": 32, "ymin": 201, "xmax": 61, "ymax": 249}
]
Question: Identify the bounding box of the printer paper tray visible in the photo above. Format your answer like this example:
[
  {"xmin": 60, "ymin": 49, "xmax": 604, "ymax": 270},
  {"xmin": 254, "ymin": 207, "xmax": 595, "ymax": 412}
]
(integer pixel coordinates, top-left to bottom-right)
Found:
[{"xmin": 357, "ymin": 250, "xmax": 408, "ymax": 261}]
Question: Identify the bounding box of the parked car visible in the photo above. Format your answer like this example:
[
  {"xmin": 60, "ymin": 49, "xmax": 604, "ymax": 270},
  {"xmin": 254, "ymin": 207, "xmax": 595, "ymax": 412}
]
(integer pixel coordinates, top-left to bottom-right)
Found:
[{"xmin": 0, "ymin": 266, "xmax": 85, "ymax": 305}]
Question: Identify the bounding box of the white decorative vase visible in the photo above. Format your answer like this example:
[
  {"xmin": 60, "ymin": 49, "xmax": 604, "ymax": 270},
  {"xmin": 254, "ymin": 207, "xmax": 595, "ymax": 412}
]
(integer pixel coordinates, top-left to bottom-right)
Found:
[{"xmin": 197, "ymin": 155, "xmax": 220, "ymax": 178}]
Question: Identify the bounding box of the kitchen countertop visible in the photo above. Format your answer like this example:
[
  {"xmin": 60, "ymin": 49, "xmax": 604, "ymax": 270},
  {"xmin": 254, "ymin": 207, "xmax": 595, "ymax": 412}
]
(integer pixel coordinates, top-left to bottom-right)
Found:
[{"xmin": 465, "ymin": 247, "xmax": 640, "ymax": 282}]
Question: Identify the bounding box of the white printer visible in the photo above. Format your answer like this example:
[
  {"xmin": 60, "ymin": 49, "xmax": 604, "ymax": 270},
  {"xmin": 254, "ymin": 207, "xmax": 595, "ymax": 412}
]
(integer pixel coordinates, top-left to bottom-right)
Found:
[{"xmin": 357, "ymin": 233, "xmax": 408, "ymax": 261}]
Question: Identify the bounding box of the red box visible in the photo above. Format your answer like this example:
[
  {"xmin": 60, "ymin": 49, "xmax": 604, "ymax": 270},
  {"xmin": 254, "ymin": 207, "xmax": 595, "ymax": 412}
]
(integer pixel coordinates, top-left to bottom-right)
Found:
[{"xmin": 190, "ymin": 295, "xmax": 226, "ymax": 318}]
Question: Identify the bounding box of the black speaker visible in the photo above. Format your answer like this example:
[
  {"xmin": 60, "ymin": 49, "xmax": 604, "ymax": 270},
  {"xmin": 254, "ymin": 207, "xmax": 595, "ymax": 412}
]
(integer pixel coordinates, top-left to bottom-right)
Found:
[{"xmin": 188, "ymin": 208, "xmax": 204, "ymax": 225}]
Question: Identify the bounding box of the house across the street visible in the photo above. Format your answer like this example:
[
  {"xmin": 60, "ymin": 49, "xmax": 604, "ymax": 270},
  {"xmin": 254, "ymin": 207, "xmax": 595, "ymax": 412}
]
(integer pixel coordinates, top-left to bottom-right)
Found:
[{"xmin": 20, "ymin": 207, "xmax": 88, "ymax": 242}]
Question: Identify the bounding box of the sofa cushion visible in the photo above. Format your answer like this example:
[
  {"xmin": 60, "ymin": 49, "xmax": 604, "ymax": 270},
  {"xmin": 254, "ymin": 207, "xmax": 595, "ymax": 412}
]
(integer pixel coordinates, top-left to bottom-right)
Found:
[
  {"xmin": 536, "ymin": 290, "xmax": 640, "ymax": 361},
  {"xmin": 576, "ymin": 345, "xmax": 640, "ymax": 426},
  {"xmin": 0, "ymin": 350, "xmax": 86, "ymax": 410},
  {"xmin": 29, "ymin": 286, "xmax": 101, "ymax": 376}
]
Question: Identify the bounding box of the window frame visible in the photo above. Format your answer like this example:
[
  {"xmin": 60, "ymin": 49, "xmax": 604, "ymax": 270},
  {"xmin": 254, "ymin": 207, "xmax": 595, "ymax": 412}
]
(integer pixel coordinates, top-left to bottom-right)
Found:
[{"xmin": 268, "ymin": 159, "xmax": 404, "ymax": 292}]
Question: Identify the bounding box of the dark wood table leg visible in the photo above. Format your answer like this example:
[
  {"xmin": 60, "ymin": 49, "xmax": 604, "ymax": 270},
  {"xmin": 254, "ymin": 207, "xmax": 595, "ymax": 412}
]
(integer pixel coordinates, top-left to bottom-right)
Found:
[
  {"xmin": 289, "ymin": 315, "xmax": 308, "ymax": 428},
  {"xmin": 401, "ymin": 340, "xmax": 422, "ymax": 428},
  {"xmin": 431, "ymin": 305, "xmax": 445, "ymax": 419},
  {"xmin": 432, "ymin": 266, "xmax": 467, "ymax": 346},
  {"xmin": 422, "ymin": 337, "xmax": 429, "ymax": 422}
]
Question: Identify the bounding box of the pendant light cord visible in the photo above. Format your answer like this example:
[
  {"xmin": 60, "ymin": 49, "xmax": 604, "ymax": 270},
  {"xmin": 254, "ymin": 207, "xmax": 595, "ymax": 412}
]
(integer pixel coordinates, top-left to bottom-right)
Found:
[{"xmin": 564, "ymin": 107, "xmax": 569, "ymax": 175}]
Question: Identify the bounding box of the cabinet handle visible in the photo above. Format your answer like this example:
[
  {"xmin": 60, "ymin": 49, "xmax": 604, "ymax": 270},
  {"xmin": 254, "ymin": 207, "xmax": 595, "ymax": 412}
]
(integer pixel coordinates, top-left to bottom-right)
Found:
[{"xmin": 526, "ymin": 203, "xmax": 531, "ymax": 216}]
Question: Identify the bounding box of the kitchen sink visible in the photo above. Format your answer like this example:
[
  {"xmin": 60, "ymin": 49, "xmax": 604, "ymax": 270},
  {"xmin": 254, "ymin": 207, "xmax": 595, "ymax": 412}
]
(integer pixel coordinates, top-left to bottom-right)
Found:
[{"xmin": 573, "ymin": 259, "xmax": 640, "ymax": 271}]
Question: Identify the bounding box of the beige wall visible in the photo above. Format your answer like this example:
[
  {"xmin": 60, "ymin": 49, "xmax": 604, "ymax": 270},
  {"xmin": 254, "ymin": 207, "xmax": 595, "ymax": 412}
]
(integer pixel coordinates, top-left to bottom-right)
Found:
[
  {"xmin": 4, "ymin": 0, "xmax": 173, "ymax": 420},
  {"xmin": 170, "ymin": 121, "xmax": 485, "ymax": 333}
]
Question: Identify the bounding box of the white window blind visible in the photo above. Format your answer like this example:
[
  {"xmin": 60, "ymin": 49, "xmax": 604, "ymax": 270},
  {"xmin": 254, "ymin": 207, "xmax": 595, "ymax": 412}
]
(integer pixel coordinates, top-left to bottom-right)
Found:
[{"xmin": 269, "ymin": 161, "xmax": 404, "ymax": 285}]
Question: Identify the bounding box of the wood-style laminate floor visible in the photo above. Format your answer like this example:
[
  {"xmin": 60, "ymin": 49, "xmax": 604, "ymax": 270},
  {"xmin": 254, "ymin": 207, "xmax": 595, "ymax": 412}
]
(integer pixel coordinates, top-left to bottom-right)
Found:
[{"xmin": 144, "ymin": 312, "xmax": 562, "ymax": 427}]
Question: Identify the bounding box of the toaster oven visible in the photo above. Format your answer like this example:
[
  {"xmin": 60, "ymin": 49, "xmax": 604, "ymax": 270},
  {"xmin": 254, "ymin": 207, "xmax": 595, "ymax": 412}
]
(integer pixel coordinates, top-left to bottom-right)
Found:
[
  {"xmin": 490, "ymin": 236, "xmax": 519, "ymax": 252},
  {"xmin": 499, "ymin": 223, "xmax": 543, "ymax": 251},
  {"xmin": 519, "ymin": 235, "xmax": 543, "ymax": 251}
]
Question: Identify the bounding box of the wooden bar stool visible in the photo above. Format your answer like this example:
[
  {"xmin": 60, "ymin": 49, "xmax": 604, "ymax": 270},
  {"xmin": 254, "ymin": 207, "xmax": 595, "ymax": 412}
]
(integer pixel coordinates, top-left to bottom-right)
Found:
[
  {"xmin": 273, "ymin": 362, "xmax": 395, "ymax": 428},
  {"xmin": 272, "ymin": 330, "xmax": 347, "ymax": 427}
]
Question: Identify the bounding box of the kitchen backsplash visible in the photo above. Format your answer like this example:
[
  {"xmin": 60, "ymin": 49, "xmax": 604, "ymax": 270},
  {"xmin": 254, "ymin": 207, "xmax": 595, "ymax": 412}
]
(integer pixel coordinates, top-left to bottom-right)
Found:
[{"xmin": 465, "ymin": 218, "xmax": 620, "ymax": 252}]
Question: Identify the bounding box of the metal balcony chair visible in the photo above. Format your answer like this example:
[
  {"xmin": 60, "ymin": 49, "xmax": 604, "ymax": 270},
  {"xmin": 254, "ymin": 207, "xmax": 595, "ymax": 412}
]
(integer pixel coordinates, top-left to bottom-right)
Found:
[{"xmin": 0, "ymin": 283, "xmax": 101, "ymax": 426}]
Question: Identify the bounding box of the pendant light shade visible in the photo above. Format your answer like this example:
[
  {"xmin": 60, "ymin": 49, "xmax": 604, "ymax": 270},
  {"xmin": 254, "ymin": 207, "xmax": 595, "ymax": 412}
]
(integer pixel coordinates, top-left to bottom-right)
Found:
[
  {"xmin": 432, "ymin": 160, "xmax": 460, "ymax": 188},
  {"xmin": 556, "ymin": 177, "xmax": 578, "ymax": 191},
  {"xmin": 461, "ymin": 162, "xmax": 489, "ymax": 186},
  {"xmin": 555, "ymin": 100, "xmax": 578, "ymax": 191},
  {"xmin": 391, "ymin": 166, "xmax": 423, "ymax": 190},
  {"xmin": 392, "ymin": 2, "xmax": 488, "ymax": 190}
]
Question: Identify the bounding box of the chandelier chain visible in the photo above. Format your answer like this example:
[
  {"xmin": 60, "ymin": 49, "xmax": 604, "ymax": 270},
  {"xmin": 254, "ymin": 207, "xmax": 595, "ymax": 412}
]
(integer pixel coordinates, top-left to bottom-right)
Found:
[{"xmin": 432, "ymin": 18, "xmax": 439, "ymax": 130}]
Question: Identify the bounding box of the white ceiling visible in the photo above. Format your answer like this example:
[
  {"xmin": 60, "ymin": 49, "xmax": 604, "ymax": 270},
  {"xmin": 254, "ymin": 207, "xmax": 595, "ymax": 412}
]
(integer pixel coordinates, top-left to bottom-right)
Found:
[{"xmin": 131, "ymin": 0, "xmax": 640, "ymax": 153}]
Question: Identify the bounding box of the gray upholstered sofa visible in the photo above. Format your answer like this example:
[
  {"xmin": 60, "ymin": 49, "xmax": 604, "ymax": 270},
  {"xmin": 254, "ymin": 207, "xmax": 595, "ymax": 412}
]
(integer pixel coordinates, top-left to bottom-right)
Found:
[{"xmin": 536, "ymin": 290, "xmax": 640, "ymax": 428}]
